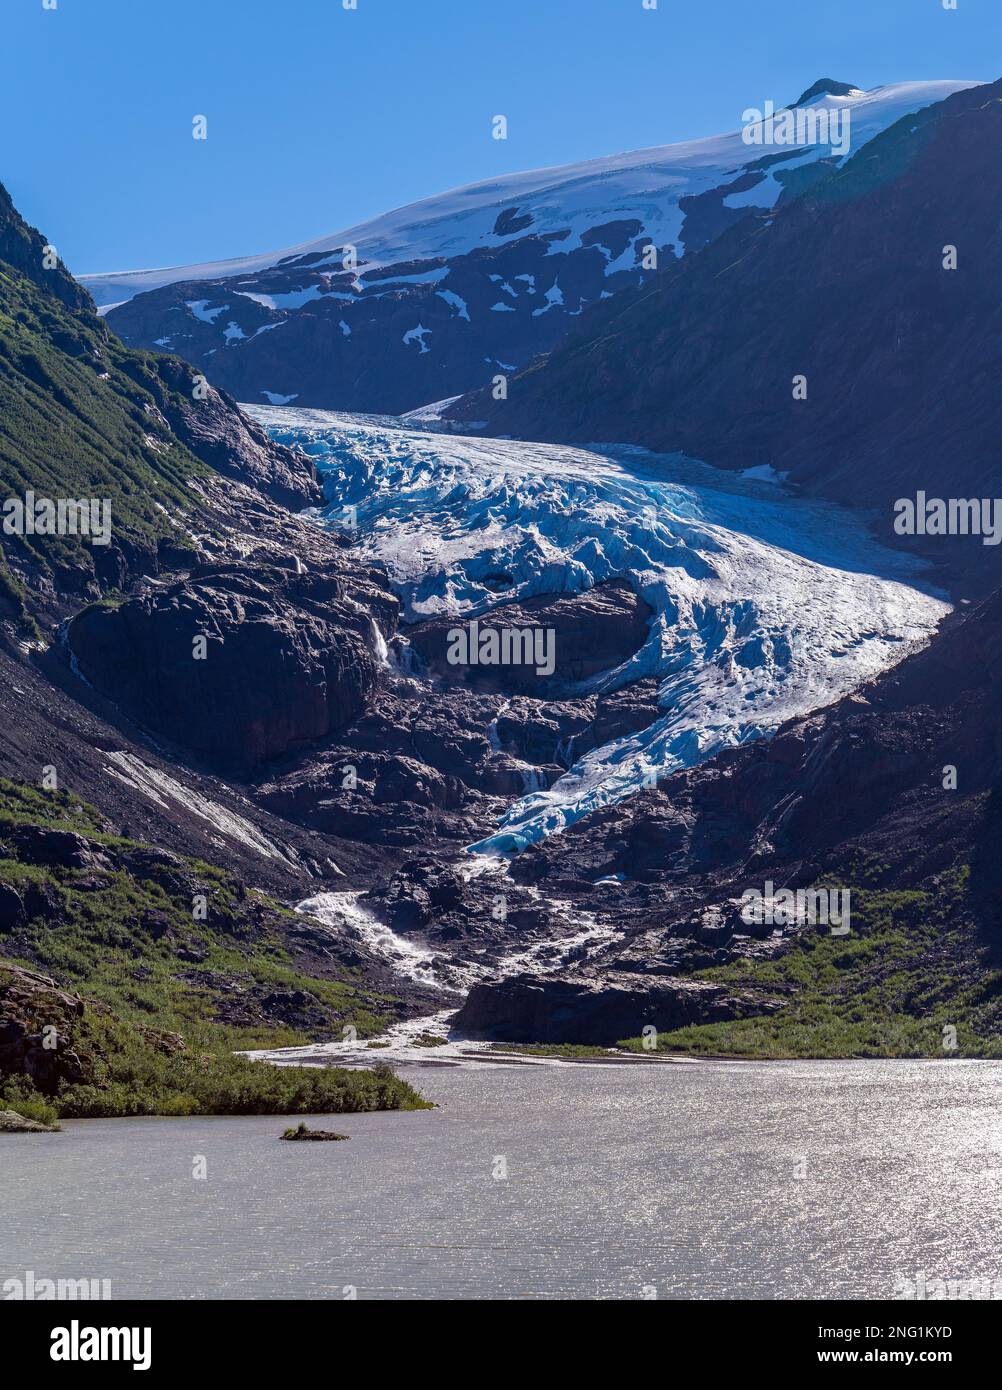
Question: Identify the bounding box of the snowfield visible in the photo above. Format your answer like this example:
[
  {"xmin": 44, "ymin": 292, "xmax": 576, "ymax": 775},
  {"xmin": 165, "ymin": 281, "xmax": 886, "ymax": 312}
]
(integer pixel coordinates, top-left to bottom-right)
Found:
[
  {"xmin": 249, "ymin": 405, "xmax": 950, "ymax": 856},
  {"xmin": 80, "ymin": 81, "xmax": 978, "ymax": 309}
]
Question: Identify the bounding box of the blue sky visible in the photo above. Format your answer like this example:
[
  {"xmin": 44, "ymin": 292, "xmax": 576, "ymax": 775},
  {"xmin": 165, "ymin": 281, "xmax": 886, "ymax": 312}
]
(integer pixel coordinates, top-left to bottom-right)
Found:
[{"xmin": 3, "ymin": 0, "xmax": 998, "ymax": 275}]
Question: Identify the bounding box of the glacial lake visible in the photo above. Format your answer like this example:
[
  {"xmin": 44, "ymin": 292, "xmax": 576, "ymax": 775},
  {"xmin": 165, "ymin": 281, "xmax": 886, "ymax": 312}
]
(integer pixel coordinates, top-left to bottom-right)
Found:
[{"xmin": 3, "ymin": 1057, "xmax": 1000, "ymax": 1300}]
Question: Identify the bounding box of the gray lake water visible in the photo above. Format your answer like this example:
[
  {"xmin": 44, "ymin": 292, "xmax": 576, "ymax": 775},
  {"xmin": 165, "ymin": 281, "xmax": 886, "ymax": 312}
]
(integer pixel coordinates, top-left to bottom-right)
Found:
[{"xmin": 3, "ymin": 1057, "xmax": 1000, "ymax": 1300}]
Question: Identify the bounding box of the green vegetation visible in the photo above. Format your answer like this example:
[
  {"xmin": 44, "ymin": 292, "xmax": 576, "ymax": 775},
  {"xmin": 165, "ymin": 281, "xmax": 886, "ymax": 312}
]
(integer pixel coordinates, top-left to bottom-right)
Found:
[
  {"xmin": 0, "ymin": 200, "xmax": 209, "ymax": 617},
  {"xmin": 0, "ymin": 1086, "xmax": 60, "ymax": 1128},
  {"xmin": 0, "ymin": 780, "xmax": 430, "ymax": 1119},
  {"xmin": 488, "ymin": 1041, "xmax": 621, "ymax": 1059},
  {"xmin": 0, "ymin": 780, "xmax": 399, "ymax": 1042},
  {"xmin": 620, "ymin": 865, "xmax": 1002, "ymax": 1058},
  {"xmin": 0, "ymin": 1010, "xmax": 428, "ymax": 1120}
]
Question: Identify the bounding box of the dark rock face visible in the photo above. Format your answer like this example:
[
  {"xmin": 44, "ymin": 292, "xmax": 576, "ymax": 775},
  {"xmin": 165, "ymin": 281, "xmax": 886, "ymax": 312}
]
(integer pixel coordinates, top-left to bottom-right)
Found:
[
  {"xmin": 793, "ymin": 78, "xmax": 861, "ymax": 105},
  {"xmin": 256, "ymin": 664, "xmax": 664, "ymax": 853},
  {"xmin": 407, "ymin": 579, "xmax": 653, "ymax": 695},
  {"xmin": 123, "ymin": 354, "xmax": 322, "ymax": 510},
  {"xmin": 10, "ymin": 827, "xmax": 112, "ymax": 872},
  {"xmin": 0, "ymin": 883, "xmax": 25, "ymax": 934},
  {"xmin": 453, "ymin": 972, "xmax": 776, "ymax": 1044},
  {"xmin": 0, "ymin": 965, "xmax": 88, "ymax": 1094},
  {"xmin": 104, "ymin": 228, "xmax": 661, "ymax": 416},
  {"xmin": 68, "ymin": 561, "xmax": 396, "ymax": 768},
  {"xmin": 457, "ymin": 79, "xmax": 1002, "ymax": 589}
]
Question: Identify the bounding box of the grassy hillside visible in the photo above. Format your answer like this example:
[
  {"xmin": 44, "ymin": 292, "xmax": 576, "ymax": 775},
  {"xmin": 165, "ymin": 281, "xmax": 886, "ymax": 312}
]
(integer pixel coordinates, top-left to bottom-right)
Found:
[
  {"xmin": 0, "ymin": 779, "xmax": 428, "ymax": 1120},
  {"xmin": 0, "ymin": 191, "xmax": 213, "ymax": 610},
  {"xmin": 622, "ymin": 858, "xmax": 1002, "ymax": 1058}
]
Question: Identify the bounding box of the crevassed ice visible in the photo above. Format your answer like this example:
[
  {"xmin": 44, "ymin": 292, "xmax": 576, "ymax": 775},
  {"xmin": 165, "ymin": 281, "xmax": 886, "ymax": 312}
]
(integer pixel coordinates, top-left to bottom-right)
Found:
[{"xmin": 250, "ymin": 406, "xmax": 950, "ymax": 856}]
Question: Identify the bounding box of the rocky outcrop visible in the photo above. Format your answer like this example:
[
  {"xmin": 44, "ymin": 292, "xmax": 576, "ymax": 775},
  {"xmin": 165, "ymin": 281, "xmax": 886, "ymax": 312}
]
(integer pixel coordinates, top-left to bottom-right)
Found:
[
  {"xmin": 453, "ymin": 972, "xmax": 779, "ymax": 1044},
  {"xmin": 0, "ymin": 965, "xmax": 89, "ymax": 1094},
  {"xmin": 281, "ymin": 1122, "xmax": 349, "ymax": 1141},
  {"xmin": 256, "ymin": 663, "xmax": 663, "ymax": 851},
  {"xmin": 68, "ymin": 560, "xmax": 396, "ymax": 767},
  {"xmin": 0, "ymin": 883, "xmax": 25, "ymax": 934},
  {"xmin": 407, "ymin": 579, "xmax": 653, "ymax": 694},
  {"xmin": 121, "ymin": 353, "xmax": 322, "ymax": 510},
  {"xmin": 10, "ymin": 827, "xmax": 113, "ymax": 872},
  {"xmin": 0, "ymin": 1108, "xmax": 57, "ymax": 1133}
]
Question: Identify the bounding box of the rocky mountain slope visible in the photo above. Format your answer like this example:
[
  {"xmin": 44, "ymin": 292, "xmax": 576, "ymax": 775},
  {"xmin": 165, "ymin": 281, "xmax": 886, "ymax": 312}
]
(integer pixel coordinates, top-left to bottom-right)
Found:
[
  {"xmin": 0, "ymin": 179, "xmax": 319, "ymax": 627},
  {"xmin": 0, "ymin": 180, "xmax": 444, "ymax": 1115},
  {"xmin": 456, "ymin": 588, "xmax": 1002, "ymax": 1048},
  {"xmin": 1, "ymin": 174, "xmax": 702, "ymax": 1074},
  {"xmin": 5, "ymin": 69, "xmax": 1002, "ymax": 1064},
  {"xmin": 452, "ymin": 78, "xmax": 1002, "ymax": 593},
  {"xmin": 86, "ymin": 81, "xmax": 974, "ymax": 415}
]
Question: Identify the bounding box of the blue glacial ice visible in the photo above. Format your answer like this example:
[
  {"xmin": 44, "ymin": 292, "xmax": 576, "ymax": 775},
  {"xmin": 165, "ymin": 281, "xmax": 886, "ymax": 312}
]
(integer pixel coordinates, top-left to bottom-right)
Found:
[{"xmin": 250, "ymin": 406, "xmax": 951, "ymax": 856}]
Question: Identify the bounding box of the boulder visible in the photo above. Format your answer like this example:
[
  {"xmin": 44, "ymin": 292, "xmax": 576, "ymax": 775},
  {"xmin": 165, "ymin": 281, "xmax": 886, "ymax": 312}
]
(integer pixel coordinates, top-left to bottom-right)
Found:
[
  {"xmin": 452, "ymin": 971, "xmax": 778, "ymax": 1045},
  {"xmin": 0, "ymin": 1108, "xmax": 56, "ymax": 1133},
  {"xmin": 0, "ymin": 882, "xmax": 25, "ymax": 934},
  {"xmin": 0, "ymin": 964, "xmax": 89, "ymax": 1093},
  {"xmin": 9, "ymin": 827, "xmax": 112, "ymax": 872}
]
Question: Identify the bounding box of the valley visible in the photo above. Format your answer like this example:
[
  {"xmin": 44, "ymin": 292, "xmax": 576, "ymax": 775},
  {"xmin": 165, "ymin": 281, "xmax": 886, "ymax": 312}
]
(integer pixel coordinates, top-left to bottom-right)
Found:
[
  {"xmin": 2, "ymin": 68, "xmax": 1001, "ymax": 1128},
  {"xmin": 6, "ymin": 0, "xmax": 1002, "ymax": 1319}
]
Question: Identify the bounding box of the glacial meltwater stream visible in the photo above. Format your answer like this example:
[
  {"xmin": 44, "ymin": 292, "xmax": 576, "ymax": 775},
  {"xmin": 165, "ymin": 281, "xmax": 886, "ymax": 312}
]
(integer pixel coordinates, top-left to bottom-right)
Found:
[
  {"xmin": 0, "ymin": 418, "xmax": 985, "ymax": 1302},
  {"xmin": 20, "ymin": 412, "xmax": 974, "ymax": 1300}
]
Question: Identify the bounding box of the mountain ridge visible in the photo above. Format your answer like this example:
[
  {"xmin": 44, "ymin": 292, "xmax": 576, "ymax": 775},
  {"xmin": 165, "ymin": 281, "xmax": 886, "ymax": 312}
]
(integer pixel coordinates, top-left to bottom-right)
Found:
[
  {"xmin": 449, "ymin": 76, "xmax": 1002, "ymax": 593},
  {"xmin": 84, "ymin": 80, "xmax": 978, "ymax": 415}
]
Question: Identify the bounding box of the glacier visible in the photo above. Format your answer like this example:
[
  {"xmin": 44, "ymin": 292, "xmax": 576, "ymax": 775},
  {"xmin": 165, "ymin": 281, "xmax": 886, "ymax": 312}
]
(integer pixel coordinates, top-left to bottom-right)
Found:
[{"xmin": 249, "ymin": 404, "xmax": 950, "ymax": 857}]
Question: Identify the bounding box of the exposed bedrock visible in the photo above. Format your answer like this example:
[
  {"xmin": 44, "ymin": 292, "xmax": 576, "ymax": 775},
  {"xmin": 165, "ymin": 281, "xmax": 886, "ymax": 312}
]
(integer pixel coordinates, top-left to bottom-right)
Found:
[
  {"xmin": 406, "ymin": 578, "xmax": 653, "ymax": 694},
  {"xmin": 256, "ymin": 676, "xmax": 664, "ymax": 849},
  {"xmin": 68, "ymin": 560, "xmax": 397, "ymax": 768},
  {"xmin": 452, "ymin": 972, "xmax": 780, "ymax": 1045}
]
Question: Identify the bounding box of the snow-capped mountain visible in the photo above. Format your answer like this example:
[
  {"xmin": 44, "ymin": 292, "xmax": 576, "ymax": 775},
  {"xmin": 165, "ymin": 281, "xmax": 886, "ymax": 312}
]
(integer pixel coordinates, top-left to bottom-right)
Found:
[
  {"xmin": 452, "ymin": 75, "xmax": 1002, "ymax": 591},
  {"xmin": 250, "ymin": 404, "xmax": 949, "ymax": 855},
  {"xmin": 86, "ymin": 79, "xmax": 977, "ymax": 416}
]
